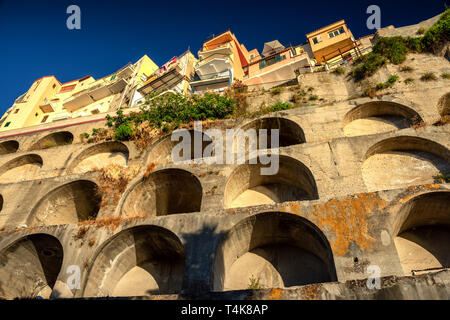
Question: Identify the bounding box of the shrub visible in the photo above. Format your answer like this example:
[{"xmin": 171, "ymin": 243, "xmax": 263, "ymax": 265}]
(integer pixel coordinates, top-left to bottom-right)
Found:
[
  {"xmin": 267, "ymin": 102, "xmax": 291, "ymax": 112},
  {"xmin": 421, "ymin": 9, "xmax": 450, "ymax": 53},
  {"xmin": 400, "ymin": 65, "xmax": 414, "ymax": 72},
  {"xmin": 350, "ymin": 53, "xmax": 387, "ymax": 81},
  {"xmin": 376, "ymin": 82, "xmax": 389, "ymax": 90},
  {"xmin": 441, "ymin": 73, "xmax": 450, "ymax": 79},
  {"xmin": 333, "ymin": 67, "xmax": 345, "ymax": 75},
  {"xmin": 434, "ymin": 173, "xmax": 450, "ymax": 183},
  {"xmin": 404, "ymin": 78, "xmax": 414, "ymax": 84},
  {"xmin": 309, "ymin": 95, "xmax": 318, "ymax": 101},
  {"xmin": 270, "ymin": 87, "xmax": 283, "ymax": 96},
  {"xmin": 387, "ymin": 74, "xmax": 400, "ymax": 85},
  {"xmin": 248, "ymin": 275, "xmax": 262, "ymax": 290},
  {"xmin": 114, "ymin": 123, "xmax": 134, "ymax": 141},
  {"xmin": 416, "ymin": 27, "xmax": 426, "ymax": 35},
  {"xmin": 420, "ymin": 72, "xmax": 438, "ymax": 81}
]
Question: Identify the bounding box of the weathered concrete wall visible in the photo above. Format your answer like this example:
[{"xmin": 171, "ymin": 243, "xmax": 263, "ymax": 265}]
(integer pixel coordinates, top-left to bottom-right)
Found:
[{"xmin": 0, "ymin": 51, "xmax": 448, "ymax": 300}]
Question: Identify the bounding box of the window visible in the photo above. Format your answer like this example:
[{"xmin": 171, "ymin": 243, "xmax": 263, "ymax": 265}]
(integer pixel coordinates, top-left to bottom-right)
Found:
[
  {"xmin": 14, "ymin": 109, "xmax": 19, "ymax": 114},
  {"xmin": 329, "ymin": 27, "xmax": 346, "ymax": 38},
  {"xmin": 312, "ymin": 36, "xmax": 322, "ymax": 44},
  {"xmin": 259, "ymin": 54, "xmax": 287, "ymax": 69},
  {"xmin": 4, "ymin": 122, "xmax": 11, "ymax": 127},
  {"xmin": 59, "ymin": 84, "xmax": 76, "ymax": 93},
  {"xmin": 41, "ymin": 115, "xmax": 49, "ymax": 123},
  {"xmin": 52, "ymin": 84, "xmax": 56, "ymax": 89}
]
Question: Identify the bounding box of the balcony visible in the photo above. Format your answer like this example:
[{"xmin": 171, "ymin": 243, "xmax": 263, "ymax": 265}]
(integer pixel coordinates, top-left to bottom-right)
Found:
[
  {"xmin": 115, "ymin": 64, "xmax": 134, "ymax": 79},
  {"xmin": 198, "ymin": 43, "xmax": 232, "ymax": 61},
  {"xmin": 195, "ymin": 58, "xmax": 232, "ymax": 81},
  {"xmin": 138, "ymin": 65, "xmax": 184, "ymax": 95},
  {"xmin": 62, "ymin": 78, "xmax": 128, "ymax": 112},
  {"xmin": 39, "ymin": 101, "xmax": 57, "ymax": 113},
  {"xmin": 51, "ymin": 111, "xmax": 71, "ymax": 121}
]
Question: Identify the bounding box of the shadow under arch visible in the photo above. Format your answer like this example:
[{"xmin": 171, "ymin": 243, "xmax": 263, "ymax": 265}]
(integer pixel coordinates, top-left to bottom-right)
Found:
[
  {"xmin": 343, "ymin": 101, "xmax": 423, "ymax": 137},
  {"xmin": 211, "ymin": 211, "xmax": 337, "ymax": 291},
  {"xmin": 66, "ymin": 141, "xmax": 129, "ymax": 174},
  {"xmin": 362, "ymin": 136, "xmax": 450, "ymax": 191},
  {"xmin": 0, "ymin": 154, "xmax": 43, "ymax": 183},
  {"xmin": 29, "ymin": 131, "xmax": 74, "ymax": 150},
  {"xmin": 147, "ymin": 130, "xmax": 214, "ymax": 164},
  {"xmin": 81, "ymin": 225, "xmax": 185, "ymax": 297},
  {"xmin": 0, "ymin": 233, "xmax": 63, "ymax": 299},
  {"xmin": 27, "ymin": 180, "xmax": 101, "ymax": 226},
  {"xmin": 392, "ymin": 191, "xmax": 450, "ymax": 275},
  {"xmin": 121, "ymin": 168, "xmax": 202, "ymax": 217},
  {"xmin": 234, "ymin": 117, "xmax": 306, "ymax": 152},
  {"xmin": 223, "ymin": 155, "xmax": 319, "ymax": 208},
  {"xmin": 0, "ymin": 140, "xmax": 19, "ymax": 155}
]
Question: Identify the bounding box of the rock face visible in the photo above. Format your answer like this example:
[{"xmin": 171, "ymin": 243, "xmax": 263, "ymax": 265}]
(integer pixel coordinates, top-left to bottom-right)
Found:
[{"xmin": 0, "ymin": 49, "xmax": 448, "ymax": 300}]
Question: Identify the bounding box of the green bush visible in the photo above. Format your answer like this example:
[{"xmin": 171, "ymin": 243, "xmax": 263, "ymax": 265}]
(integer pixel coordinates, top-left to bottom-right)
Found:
[
  {"xmin": 420, "ymin": 72, "xmax": 438, "ymax": 81},
  {"xmin": 421, "ymin": 9, "xmax": 450, "ymax": 53},
  {"xmin": 309, "ymin": 95, "xmax": 318, "ymax": 101},
  {"xmin": 404, "ymin": 78, "xmax": 414, "ymax": 84},
  {"xmin": 441, "ymin": 73, "xmax": 450, "ymax": 79},
  {"xmin": 270, "ymin": 87, "xmax": 283, "ymax": 96},
  {"xmin": 267, "ymin": 102, "xmax": 291, "ymax": 112},
  {"xmin": 349, "ymin": 9, "xmax": 449, "ymax": 81},
  {"xmin": 387, "ymin": 74, "xmax": 400, "ymax": 84},
  {"xmin": 114, "ymin": 123, "xmax": 134, "ymax": 141},
  {"xmin": 400, "ymin": 65, "xmax": 414, "ymax": 72},
  {"xmin": 333, "ymin": 67, "xmax": 345, "ymax": 75},
  {"xmin": 105, "ymin": 92, "xmax": 236, "ymax": 141}
]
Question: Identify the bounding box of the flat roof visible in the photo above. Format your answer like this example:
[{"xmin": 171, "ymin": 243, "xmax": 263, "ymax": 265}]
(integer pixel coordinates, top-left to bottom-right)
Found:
[{"xmin": 306, "ymin": 19, "xmax": 346, "ymax": 38}]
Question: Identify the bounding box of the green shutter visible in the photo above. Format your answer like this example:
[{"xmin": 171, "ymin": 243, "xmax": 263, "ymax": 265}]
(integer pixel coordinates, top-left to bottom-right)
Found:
[{"xmin": 259, "ymin": 60, "xmax": 266, "ymax": 69}]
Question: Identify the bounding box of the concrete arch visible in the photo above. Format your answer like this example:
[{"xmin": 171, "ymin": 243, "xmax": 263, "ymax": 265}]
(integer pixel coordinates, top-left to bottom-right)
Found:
[
  {"xmin": 224, "ymin": 155, "xmax": 318, "ymax": 208},
  {"xmin": 343, "ymin": 101, "xmax": 423, "ymax": 137},
  {"xmin": 362, "ymin": 136, "xmax": 450, "ymax": 191},
  {"xmin": 212, "ymin": 212, "xmax": 337, "ymax": 291},
  {"xmin": 235, "ymin": 117, "xmax": 306, "ymax": 152},
  {"xmin": 0, "ymin": 140, "xmax": 19, "ymax": 155},
  {"xmin": 29, "ymin": 131, "xmax": 73, "ymax": 150},
  {"xmin": 147, "ymin": 130, "xmax": 214, "ymax": 164},
  {"xmin": 0, "ymin": 154, "xmax": 43, "ymax": 184},
  {"xmin": 66, "ymin": 141, "xmax": 129, "ymax": 174},
  {"xmin": 437, "ymin": 92, "xmax": 450, "ymax": 116},
  {"xmin": 121, "ymin": 168, "xmax": 202, "ymax": 218},
  {"xmin": 0, "ymin": 233, "xmax": 63, "ymax": 299},
  {"xmin": 27, "ymin": 180, "xmax": 101, "ymax": 226},
  {"xmin": 392, "ymin": 191, "xmax": 450, "ymax": 275},
  {"xmin": 82, "ymin": 225, "xmax": 185, "ymax": 297}
]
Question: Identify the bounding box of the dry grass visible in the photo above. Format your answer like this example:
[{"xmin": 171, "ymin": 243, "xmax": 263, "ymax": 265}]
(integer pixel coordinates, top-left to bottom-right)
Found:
[
  {"xmin": 74, "ymin": 226, "xmax": 88, "ymax": 240},
  {"xmin": 144, "ymin": 162, "xmax": 157, "ymax": 179},
  {"xmin": 133, "ymin": 120, "xmax": 162, "ymax": 150},
  {"xmin": 94, "ymin": 163, "xmax": 142, "ymax": 206}
]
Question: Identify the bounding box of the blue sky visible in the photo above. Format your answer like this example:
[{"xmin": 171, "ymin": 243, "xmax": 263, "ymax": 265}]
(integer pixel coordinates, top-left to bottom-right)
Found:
[{"xmin": 0, "ymin": 0, "xmax": 447, "ymax": 114}]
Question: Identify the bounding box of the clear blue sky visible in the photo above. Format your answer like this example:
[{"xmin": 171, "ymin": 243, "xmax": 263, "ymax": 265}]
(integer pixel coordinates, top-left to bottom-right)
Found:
[{"xmin": 0, "ymin": 0, "xmax": 447, "ymax": 114}]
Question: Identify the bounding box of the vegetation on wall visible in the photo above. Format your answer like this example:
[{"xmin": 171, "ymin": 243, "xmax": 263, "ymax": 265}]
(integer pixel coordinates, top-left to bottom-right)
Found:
[{"xmin": 350, "ymin": 8, "xmax": 449, "ymax": 81}]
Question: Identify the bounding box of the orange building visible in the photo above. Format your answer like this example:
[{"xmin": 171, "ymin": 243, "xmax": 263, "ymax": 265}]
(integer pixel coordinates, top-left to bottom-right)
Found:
[{"xmin": 190, "ymin": 31, "xmax": 250, "ymax": 94}]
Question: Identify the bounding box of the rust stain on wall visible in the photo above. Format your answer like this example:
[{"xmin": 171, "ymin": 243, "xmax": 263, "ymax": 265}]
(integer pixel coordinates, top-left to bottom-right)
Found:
[
  {"xmin": 310, "ymin": 193, "xmax": 388, "ymax": 256},
  {"xmin": 269, "ymin": 288, "xmax": 283, "ymax": 300}
]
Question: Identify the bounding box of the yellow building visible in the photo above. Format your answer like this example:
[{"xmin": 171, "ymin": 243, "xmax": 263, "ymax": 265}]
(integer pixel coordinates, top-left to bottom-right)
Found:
[
  {"xmin": 136, "ymin": 50, "xmax": 198, "ymax": 102},
  {"xmin": 306, "ymin": 20, "xmax": 361, "ymax": 64},
  {"xmin": 0, "ymin": 55, "xmax": 158, "ymax": 132}
]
